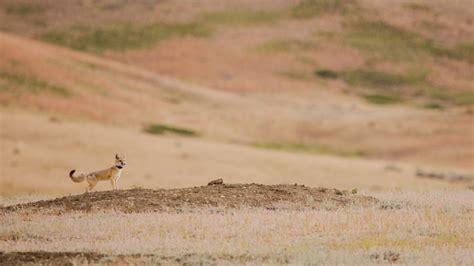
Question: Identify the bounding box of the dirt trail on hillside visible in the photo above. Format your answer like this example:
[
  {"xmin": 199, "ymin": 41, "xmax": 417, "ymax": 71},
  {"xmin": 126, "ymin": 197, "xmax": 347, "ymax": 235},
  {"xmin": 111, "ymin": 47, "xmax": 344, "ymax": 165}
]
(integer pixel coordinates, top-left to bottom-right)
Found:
[{"xmin": 1, "ymin": 183, "xmax": 377, "ymax": 214}]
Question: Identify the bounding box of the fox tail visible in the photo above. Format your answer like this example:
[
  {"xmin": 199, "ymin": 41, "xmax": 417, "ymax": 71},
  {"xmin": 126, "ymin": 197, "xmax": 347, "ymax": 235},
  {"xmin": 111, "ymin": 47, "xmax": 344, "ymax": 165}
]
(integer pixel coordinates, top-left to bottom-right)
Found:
[{"xmin": 69, "ymin": 169, "xmax": 85, "ymax": 183}]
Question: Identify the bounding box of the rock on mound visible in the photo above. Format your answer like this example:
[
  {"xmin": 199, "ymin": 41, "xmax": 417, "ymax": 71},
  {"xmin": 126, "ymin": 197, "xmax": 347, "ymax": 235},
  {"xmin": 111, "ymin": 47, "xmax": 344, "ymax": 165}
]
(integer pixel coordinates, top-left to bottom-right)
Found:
[{"xmin": 2, "ymin": 183, "xmax": 378, "ymax": 214}]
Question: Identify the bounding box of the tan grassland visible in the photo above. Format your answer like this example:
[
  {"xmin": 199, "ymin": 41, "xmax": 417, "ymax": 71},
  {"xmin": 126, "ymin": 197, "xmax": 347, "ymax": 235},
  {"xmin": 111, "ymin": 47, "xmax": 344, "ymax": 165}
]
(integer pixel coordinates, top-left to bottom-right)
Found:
[{"xmin": 1, "ymin": 191, "xmax": 473, "ymax": 264}]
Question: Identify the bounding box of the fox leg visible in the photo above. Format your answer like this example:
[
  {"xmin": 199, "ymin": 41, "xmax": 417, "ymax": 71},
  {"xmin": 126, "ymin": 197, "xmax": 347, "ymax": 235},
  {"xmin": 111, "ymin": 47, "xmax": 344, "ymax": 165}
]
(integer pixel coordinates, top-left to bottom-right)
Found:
[
  {"xmin": 86, "ymin": 176, "xmax": 98, "ymax": 193},
  {"xmin": 111, "ymin": 178, "xmax": 118, "ymax": 190}
]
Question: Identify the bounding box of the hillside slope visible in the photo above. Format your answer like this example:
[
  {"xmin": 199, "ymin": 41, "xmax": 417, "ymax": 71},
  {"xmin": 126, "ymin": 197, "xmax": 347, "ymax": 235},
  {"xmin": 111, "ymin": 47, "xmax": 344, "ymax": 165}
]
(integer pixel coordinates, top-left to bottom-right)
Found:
[
  {"xmin": 0, "ymin": 0, "xmax": 473, "ymax": 196},
  {"xmin": 1, "ymin": 31, "xmax": 472, "ymax": 168}
]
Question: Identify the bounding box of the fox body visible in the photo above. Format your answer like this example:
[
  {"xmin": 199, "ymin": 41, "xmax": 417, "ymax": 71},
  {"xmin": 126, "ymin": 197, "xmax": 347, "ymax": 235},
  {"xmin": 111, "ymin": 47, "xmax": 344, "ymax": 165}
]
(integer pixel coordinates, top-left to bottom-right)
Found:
[{"xmin": 69, "ymin": 154, "xmax": 126, "ymax": 192}]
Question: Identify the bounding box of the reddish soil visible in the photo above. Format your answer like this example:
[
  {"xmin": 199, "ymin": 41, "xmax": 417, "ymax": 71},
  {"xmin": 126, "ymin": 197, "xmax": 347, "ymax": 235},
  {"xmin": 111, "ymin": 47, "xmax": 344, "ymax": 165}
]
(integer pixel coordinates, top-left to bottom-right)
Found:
[{"xmin": 1, "ymin": 183, "xmax": 378, "ymax": 214}]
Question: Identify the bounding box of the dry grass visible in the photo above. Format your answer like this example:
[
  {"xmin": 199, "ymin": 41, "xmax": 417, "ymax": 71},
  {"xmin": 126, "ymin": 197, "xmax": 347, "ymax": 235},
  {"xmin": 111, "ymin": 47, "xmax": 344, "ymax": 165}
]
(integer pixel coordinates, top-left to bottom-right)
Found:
[{"xmin": 1, "ymin": 191, "xmax": 473, "ymax": 264}]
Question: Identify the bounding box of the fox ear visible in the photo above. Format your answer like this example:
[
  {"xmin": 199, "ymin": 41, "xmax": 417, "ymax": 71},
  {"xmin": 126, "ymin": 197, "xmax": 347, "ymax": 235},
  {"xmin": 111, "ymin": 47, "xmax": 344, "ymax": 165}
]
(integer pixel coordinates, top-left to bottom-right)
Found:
[{"xmin": 115, "ymin": 154, "xmax": 119, "ymax": 159}]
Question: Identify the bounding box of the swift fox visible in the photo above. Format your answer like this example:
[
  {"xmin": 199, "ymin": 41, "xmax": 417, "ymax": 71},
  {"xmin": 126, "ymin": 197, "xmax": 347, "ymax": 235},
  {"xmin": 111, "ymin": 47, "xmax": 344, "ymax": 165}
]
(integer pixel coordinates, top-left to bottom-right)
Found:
[{"xmin": 69, "ymin": 154, "xmax": 126, "ymax": 192}]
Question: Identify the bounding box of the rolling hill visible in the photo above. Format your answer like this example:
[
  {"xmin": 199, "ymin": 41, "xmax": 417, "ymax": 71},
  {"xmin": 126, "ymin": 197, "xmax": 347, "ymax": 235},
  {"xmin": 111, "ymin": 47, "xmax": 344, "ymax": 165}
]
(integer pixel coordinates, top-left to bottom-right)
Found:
[{"xmin": 0, "ymin": 0, "xmax": 473, "ymax": 196}]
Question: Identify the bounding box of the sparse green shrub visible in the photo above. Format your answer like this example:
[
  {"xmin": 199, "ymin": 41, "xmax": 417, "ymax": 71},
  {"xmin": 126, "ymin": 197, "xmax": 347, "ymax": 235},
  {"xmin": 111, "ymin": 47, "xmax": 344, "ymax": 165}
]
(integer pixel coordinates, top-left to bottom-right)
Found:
[
  {"xmin": 402, "ymin": 3, "xmax": 432, "ymax": 12},
  {"xmin": 311, "ymin": 67, "xmax": 471, "ymax": 107},
  {"xmin": 144, "ymin": 124, "xmax": 198, "ymax": 137},
  {"xmin": 419, "ymin": 20, "xmax": 446, "ymax": 32},
  {"xmin": 426, "ymin": 88, "xmax": 474, "ymax": 106},
  {"xmin": 254, "ymin": 39, "xmax": 315, "ymax": 53},
  {"xmin": 361, "ymin": 94, "xmax": 402, "ymax": 105},
  {"xmin": 315, "ymin": 69, "xmax": 339, "ymax": 79},
  {"xmin": 341, "ymin": 69, "xmax": 425, "ymax": 89},
  {"xmin": 278, "ymin": 71, "xmax": 316, "ymax": 81},
  {"xmin": 422, "ymin": 102, "xmax": 443, "ymax": 110},
  {"xmin": 452, "ymin": 91, "xmax": 474, "ymax": 106},
  {"xmin": 291, "ymin": 0, "xmax": 357, "ymax": 19},
  {"xmin": 200, "ymin": 9, "xmax": 281, "ymax": 25},
  {"xmin": 347, "ymin": 20, "xmax": 474, "ymax": 63},
  {"xmin": 425, "ymin": 42, "xmax": 474, "ymax": 64},
  {"xmin": 253, "ymin": 142, "xmax": 367, "ymax": 157},
  {"xmin": 345, "ymin": 21, "xmax": 424, "ymax": 61},
  {"xmin": 4, "ymin": 3, "xmax": 45, "ymax": 15},
  {"xmin": 41, "ymin": 22, "xmax": 211, "ymax": 53},
  {"xmin": 0, "ymin": 71, "xmax": 69, "ymax": 96}
]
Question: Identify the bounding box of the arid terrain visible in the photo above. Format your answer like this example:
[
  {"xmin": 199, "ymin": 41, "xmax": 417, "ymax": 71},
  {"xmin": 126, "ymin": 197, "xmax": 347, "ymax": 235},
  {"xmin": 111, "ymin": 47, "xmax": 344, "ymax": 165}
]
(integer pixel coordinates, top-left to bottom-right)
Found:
[
  {"xmin": 1, "ymin": 184, "xmax": 473, "ymax": 264},
  {"xmin": 0, "ymin": 0, "xmax": 473, "ymax": 264},
  {"xmin": 2, "ymin": 183, "xmax": 378, "ymax": 214}
]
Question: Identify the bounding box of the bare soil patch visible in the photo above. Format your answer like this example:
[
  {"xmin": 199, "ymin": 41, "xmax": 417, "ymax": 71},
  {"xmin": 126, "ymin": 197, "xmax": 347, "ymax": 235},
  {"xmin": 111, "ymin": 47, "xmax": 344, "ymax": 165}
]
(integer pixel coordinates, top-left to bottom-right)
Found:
[
  {"xmin": 1, "ymin": 183, "xmax": 377, "ymax": 214},
  {"xmin": 0, "ymin": 251, "xmax": 285, "ymax": 265},
  {"xmin": 0, "ymin": 252, "xmax": 104, "ymax": 266}
]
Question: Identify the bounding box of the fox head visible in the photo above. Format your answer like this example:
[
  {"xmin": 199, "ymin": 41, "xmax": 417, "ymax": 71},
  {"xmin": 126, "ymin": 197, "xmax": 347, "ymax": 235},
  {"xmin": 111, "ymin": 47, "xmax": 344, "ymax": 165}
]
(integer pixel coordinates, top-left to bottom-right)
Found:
[{"xmin": 115, "ymin": 154, "xmax": 126, "ymax": 169}]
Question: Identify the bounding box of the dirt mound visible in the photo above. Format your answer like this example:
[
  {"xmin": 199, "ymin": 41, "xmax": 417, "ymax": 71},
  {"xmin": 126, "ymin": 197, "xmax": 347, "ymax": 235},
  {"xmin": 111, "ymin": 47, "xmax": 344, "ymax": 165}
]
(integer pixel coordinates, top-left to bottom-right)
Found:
[{"xmin": 2, "ymin": 183, "xmax": 378, "ymax": 214}]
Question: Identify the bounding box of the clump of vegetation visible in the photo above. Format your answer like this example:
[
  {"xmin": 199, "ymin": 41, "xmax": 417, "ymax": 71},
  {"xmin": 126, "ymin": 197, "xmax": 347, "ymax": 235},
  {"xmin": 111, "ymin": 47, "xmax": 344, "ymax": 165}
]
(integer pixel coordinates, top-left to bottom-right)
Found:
[
  {"xmin": 418, "ymin": 20, "xmax": 447, "ymax": 33},
  {"xmin": 422, "ymin": 102, "xmax": 443, "ymax": 110},
  {"xmin": 345, "ymin": 21, "xmax": 424, "ymax": 61},
  {"xmin": 339, "ymin": 19, "xmax": 474, "ymax": 106},
  {"xmin": 315, "ymin": 67, "xmax": 473, "ymax": 107},
  {"xmin": 361, "ymin": 94, "xmax": 402, "ymax": 105},
  {"xmin": 424, "ymin": 87, "xmax": 474, "ymax": 106},
  {"xmin": 278, "ymin": 71, "xmax": 315, "ymax": 81},
  {"xmin": 346, "ymin": 20, "xmax": 474, "ymax": 63},
  {"xmin": 425, "ymin": 42, "xmax": 474, "ymax": 64},
  {"xmin": 144, "ymin": 124, "xmax": 198, "ymax": 137},
  {"xmin": 291, "ymin": 0, "xmax": 358, "ymax": 19},
  {"xmin": 200, "ymin": 9, "xmax": 281, "ymax": 26},
  {"xmin": 254, "ymin": 39, "xmax": 315, "ymax": 53},
  {"xmin": 315, "ymin": 67, "xmax": 426, "ymax": 89},
  {"xmin": 452, "ymin": 91, "xmax": 474, "ymax": 106},
  {"xmin": 253, "ymin": 142, "xmax": 367, "ymax": 157},
  {"xmin": 314, "ymin": 69, "xmax": 339, "ymax": 79},
  {"xmin": 3, "ymin": 3, "xmax": 45, "ymax": 15},
  {"xmin": 341, "ymin": 69, "xmax": 426, "ymax": 89},
  {"xmin": 402, "ymin": 2, "xmax": 432, "ymax": 12},
  {"xmin": 41, "ymin": 22, "xmax": 211, "ymax": 53},
  {"xmin": 0, "ymin": 71, "xmax": 69, "ymax": 97}
]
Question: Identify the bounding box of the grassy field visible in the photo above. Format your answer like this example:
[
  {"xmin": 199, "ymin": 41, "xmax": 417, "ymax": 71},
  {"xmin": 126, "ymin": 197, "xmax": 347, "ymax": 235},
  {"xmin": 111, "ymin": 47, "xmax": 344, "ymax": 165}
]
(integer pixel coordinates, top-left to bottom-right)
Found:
[{"xmin": 1, "ymin": 190, "xmax": 473, "ymax": 264}]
